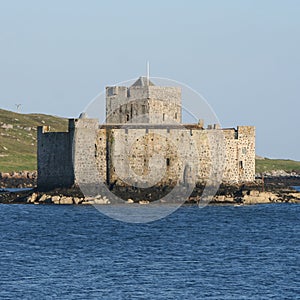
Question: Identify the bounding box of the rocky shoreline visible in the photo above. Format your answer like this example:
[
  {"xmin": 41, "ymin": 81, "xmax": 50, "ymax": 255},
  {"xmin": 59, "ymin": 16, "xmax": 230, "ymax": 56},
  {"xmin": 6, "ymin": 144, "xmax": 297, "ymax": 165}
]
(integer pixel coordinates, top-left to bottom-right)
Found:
[
  {"xmin": 1, "ymin": 173, "xmax": 300, "ymax": 205},
  {"xmin": 0, "ymin": 171, "xmax": 37, "ymax": 189}
]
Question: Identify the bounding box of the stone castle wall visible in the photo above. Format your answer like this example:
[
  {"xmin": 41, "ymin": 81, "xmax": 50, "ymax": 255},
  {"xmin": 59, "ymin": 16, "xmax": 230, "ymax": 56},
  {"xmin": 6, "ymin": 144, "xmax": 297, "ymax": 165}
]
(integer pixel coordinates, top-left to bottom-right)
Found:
[
  {"xmin": 37, "ymin": 120, "xmax": 255, "ymax": 190},
  {"xmin": 72, "ymin": 119, "xmax": 99, "ymax": 187},
  {"xmin": 37, "ymin": 125, "xmax": 74, "ymax": 190},
  {"xmin": 236, "ymin": 126, "xmax": 256, "ymax": 181},
  {"xmin": 37, "ymin": 78, "xmax": 255, "ymax": 191},
  {"xmin": 106, "ymin": 85, "xmax": 181, "ymax": 124},
  {"xmin": 103, "ymin": 125, "xmax": 255, "ymax": 186}
]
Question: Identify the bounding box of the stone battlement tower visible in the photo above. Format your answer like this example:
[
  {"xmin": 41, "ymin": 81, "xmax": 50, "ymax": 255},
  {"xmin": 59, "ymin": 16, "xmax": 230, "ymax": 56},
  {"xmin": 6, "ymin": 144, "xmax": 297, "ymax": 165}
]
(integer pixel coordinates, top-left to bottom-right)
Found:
[
  {"xmin": 37, "ymin": 76, "xmax": 256, "ymax": 191},
  {"xmin": 106, "ymin": 77, "xmax": 181, "ymax": 124}
]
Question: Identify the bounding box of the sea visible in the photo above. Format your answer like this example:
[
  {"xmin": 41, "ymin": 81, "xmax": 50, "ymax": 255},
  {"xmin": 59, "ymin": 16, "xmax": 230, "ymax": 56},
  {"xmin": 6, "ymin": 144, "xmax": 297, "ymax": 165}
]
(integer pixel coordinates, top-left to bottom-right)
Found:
[{"xmin": 0, "ymin": 202, "xmax": 299, "ymax": 299}]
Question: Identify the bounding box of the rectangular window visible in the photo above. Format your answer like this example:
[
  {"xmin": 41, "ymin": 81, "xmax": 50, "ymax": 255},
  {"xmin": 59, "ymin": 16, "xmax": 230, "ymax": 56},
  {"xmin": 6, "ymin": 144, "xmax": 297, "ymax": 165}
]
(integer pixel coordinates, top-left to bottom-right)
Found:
[
  {"xmin": 239, "ymin": 161, "xmax": 244, "ymax": 169},
  {"xmin": 166, "ymin": 158, "xmax": 170, "ymax": 166}
]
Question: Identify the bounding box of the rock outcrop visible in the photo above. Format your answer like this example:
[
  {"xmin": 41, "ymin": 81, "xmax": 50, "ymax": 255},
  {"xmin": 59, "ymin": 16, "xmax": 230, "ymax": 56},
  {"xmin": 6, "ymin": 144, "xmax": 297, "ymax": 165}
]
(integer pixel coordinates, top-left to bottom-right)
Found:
[
  {"xmin": 0, "ymin": 171, "xmax": 37, "ymax": 188},
  {"xmin": 1, "ymin": 177, "xmax": 300, "ymax": 205}
]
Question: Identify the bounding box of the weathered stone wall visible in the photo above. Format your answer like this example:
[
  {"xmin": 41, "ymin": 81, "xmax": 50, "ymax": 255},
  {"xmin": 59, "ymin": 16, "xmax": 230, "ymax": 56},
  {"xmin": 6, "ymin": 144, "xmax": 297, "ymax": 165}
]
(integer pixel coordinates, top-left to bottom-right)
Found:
[
  {"xmin": 72, "ymin": 119, "xmax": 100, "ymax": 189},
  {"xmin": 95, "ymin": 128, "xmax": 107, "ymax": 183},
  {"xmin": 148, "ymin": 86, "xmax": 181, "ymax": 123},
  {"xmin": 222, "ymin": 129, "xmax": 239, "ymax": 183},
  {"xmin": 237, "ymin": 126, "xmax": 256, "ymax": 182},
  {"xmin": 107, "ymin": 128, "xmax": 184, "ymax": 187},
  {"xmin": 37, "ymin": 125, "xmax": 74, "ymax": 190},
  {"xmin": 38, "ymin": 78, "xmax": 255, "ymax": 190},
  {"xmin": 106, "ymin": 99, "xmax": 150, "ymax": 124},
  {"xmin": 106, "ymin": 84, "xmax": 181, "ymax": 124},
  {"xmin": 192, "ymin": 129, "xmax": 226, "ymax": 183},
  {"xmin": 103, "ymin": 125, "xmax": 255, "ymax": 186},
  {"xmin": 37, "ymin": 118, "xmax": 255, "ymax": 191}
]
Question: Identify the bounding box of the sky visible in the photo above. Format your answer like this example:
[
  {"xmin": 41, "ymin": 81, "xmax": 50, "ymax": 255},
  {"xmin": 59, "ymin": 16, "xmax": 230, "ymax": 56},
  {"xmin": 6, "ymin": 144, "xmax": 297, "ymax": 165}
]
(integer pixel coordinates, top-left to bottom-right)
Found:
[{"xmin": 0, "ymin": 0, "xmax": 299, "ymax": 160}]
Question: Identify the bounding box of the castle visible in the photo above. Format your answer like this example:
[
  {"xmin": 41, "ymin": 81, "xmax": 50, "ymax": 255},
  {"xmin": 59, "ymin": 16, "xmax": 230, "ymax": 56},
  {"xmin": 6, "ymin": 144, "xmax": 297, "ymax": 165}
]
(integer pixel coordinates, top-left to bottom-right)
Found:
[{"xmin": 37, "ymin": 77, "xmax": 255, "ymax": 191}]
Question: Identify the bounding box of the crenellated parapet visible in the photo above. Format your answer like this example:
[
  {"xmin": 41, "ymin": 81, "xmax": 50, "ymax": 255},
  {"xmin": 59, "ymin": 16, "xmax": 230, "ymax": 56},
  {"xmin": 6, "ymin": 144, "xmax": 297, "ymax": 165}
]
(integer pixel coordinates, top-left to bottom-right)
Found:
[{"xmin": 37, "ymin": 77, "xmax": 255, "ymax": 191}]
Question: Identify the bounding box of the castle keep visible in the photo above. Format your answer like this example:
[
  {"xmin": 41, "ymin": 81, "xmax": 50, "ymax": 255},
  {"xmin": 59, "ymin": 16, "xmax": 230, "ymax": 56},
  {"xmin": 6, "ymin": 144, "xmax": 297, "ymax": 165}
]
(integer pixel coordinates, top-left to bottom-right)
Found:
[{"xmin": 37, "ymin": 77, "xmax": 255, "ymax": 190}]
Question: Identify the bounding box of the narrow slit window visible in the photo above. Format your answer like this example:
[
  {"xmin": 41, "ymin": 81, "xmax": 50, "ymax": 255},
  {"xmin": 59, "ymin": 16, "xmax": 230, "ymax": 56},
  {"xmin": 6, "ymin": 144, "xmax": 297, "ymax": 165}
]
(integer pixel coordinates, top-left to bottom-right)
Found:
[
  {"xmin": 166, "ymin": 158, "xmax": 170, "ymax": 166},
  {"xmin": 94, "ymin": 144, "xmax": 97, "ymax": 158}
]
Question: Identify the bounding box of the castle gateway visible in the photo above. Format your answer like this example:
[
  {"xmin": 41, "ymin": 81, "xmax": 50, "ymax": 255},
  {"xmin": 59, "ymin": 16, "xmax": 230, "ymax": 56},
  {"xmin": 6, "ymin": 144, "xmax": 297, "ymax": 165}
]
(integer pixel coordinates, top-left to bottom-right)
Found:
[{"xmin": 37, "ymin": 77, "xmax": 255, "ymax": 190}]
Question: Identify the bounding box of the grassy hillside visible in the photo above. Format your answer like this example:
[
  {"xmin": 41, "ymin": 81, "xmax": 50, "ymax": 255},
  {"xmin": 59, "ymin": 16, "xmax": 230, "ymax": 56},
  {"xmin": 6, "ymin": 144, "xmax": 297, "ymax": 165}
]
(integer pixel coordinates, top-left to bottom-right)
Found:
[
  {"xmin": 255, "ymin": 158, "xmax": 300, "ymax": 174},
  {"xmin": 1, "ymin": 108, "xmax": 300, "ymax": 174},
  {"xmin": 0, "ymin": 109, "xmax": 68, "ymax": 172}
]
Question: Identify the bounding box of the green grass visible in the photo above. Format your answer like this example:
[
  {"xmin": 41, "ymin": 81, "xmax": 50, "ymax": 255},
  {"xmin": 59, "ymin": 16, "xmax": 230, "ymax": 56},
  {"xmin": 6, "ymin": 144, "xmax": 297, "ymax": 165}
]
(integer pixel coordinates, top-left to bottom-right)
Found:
[
  {"xmin": 0, "ymin": 108, "xmax": 67, "ymax": 172},
  {"xmin": 1, "ymin": 108, "xmax": 300, "ymax": 174},
  {"xmin": 255, "ymin": 158, "xmax": 300, "ymax": 173}
]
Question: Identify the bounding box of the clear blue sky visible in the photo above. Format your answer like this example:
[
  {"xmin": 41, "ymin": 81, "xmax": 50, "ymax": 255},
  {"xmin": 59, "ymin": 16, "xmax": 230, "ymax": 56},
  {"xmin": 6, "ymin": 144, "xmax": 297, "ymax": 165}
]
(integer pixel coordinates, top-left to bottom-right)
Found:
[{"xmin": 0, "ymin": 0, "xmax": 299, "ymax": 160}]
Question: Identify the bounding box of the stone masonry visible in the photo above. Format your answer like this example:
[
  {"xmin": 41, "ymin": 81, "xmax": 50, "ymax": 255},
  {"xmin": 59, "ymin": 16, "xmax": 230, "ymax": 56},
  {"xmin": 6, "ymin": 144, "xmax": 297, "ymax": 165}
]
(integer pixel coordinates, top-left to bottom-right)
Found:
[{"xmin": 37, "ymin": 76, "xmax": 255, "ymax": 190}]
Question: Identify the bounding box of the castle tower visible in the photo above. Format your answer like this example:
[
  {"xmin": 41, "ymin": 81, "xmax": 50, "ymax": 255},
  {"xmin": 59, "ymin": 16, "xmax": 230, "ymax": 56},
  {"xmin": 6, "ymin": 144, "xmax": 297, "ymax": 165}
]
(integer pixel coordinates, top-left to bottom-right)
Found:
[{"xmin": 106, "ymin": 76, "xmax": 181, "ymax": 124}]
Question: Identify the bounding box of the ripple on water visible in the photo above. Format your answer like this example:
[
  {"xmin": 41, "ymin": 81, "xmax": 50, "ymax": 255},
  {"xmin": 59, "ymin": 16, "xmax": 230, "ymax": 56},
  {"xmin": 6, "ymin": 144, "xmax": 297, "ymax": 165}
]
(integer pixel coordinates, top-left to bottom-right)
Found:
[{"xmin": 0, "ymin": 203, "xmax": 299, "ymax": 299}]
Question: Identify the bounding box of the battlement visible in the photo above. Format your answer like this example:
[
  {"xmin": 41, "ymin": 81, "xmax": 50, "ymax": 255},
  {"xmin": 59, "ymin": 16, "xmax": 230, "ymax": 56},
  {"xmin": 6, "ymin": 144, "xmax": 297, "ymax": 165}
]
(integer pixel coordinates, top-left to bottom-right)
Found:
[
  {"xmin": 106, "ymin": 77, "xmax": 181, "ymax": 124},
  {"xmin": 37, "ymin": 76, "xmax": 256, "ymax": 190}
]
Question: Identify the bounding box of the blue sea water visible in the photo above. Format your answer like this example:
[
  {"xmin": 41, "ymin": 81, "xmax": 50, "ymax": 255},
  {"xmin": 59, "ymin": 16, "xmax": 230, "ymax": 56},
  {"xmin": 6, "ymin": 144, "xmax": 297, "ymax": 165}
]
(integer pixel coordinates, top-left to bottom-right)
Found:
[
  {"xmin": 293, "ymin": 186, "xmax": 300, "ymax": 192},
  {"xmin": 0, "ymin": 204, "xmax": 299, "ymax": 299}
]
